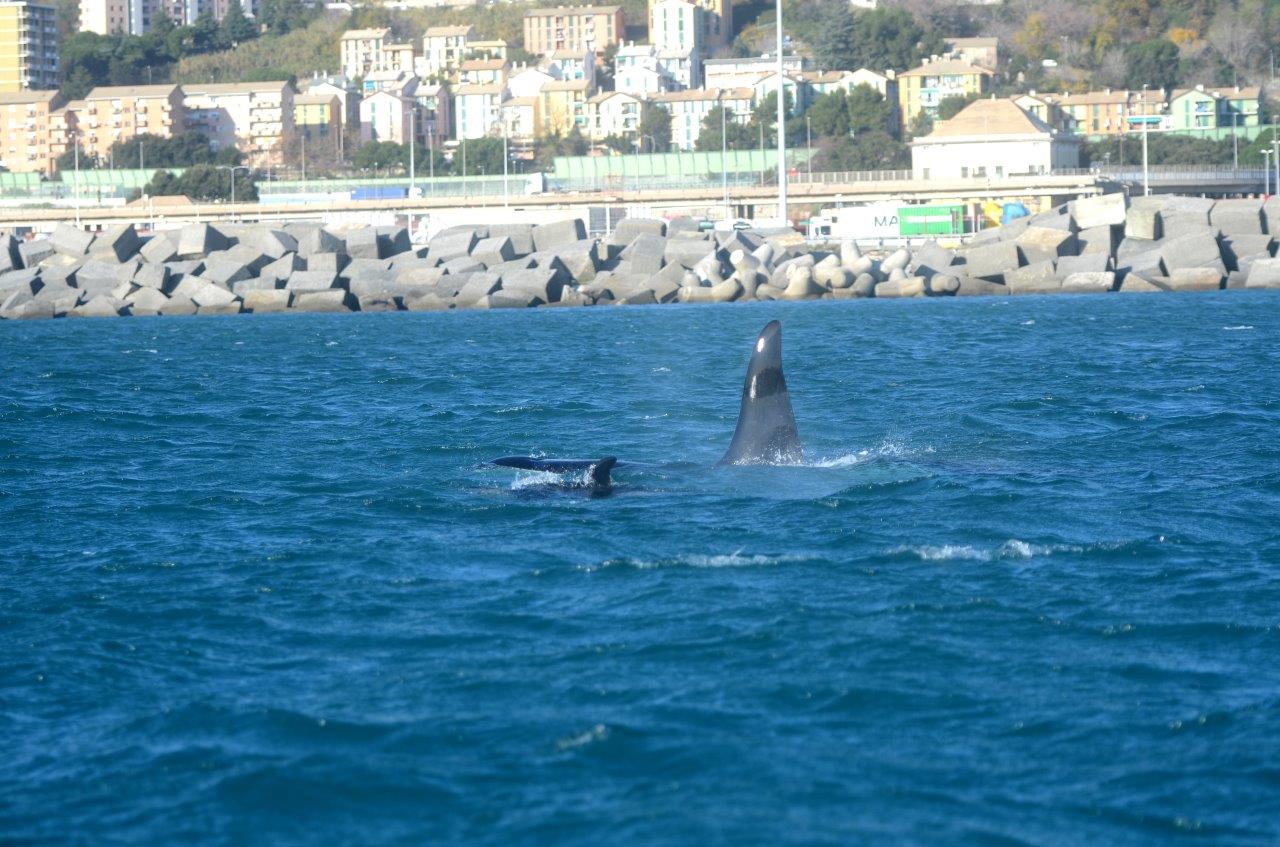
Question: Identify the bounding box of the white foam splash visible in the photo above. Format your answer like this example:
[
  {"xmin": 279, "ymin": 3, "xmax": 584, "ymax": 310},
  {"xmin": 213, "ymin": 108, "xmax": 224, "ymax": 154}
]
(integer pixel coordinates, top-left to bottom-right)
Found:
[
  {"xmin": 1223, "ymin": 325, "xmax": 1255, "ymax": 331},
  {"xmin": 892, "ymin": 540, "xmax": 1086, "ymax": 563},
  {"xmin": 557, "ymin": 724, "xmax": 610, "ymax": 751},
  {"xmin": 588, "ymin": 552, "xmax": 803, "ymax": 571},
  {"xmin": 809, "ymin": 440, "xmax": 932, "ymax": 468}
]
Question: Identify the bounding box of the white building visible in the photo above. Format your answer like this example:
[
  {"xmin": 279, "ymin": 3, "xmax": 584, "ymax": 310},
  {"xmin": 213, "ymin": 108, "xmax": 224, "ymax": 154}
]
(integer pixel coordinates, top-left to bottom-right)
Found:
[
  {"xmin": 653, "ymin": 86, "xmax": 752, "ymax": 150},
  {"xmin": 910, "ymin": 98, "xmax": 1080, "ymax": 180},
  {"xmin": 650, "ymin": 0, "xmax": 701, "ymax": 54},
  {"xmin": 586, "ymin": 90, "xmax": 642, "ymax": 142},
  {"xmin": 358, "ymin": 89, "xmax": 412, "ymax": 145},
  {"xmin": 340, "ymin": 28, "xmax": 391, "ymax": 80},
  {"xmin": 421, "ymin": 25, "xmax": 475, "ymax": 79},
  {"xmin": 704, "ymin": 54, "xmax": 806, "ymax": 90},
  {"xmin": 454, "ymin": 82, "xmax": 504, "ymax": 140},
  {"xmin": 658, "ymin": 47, "xmax": 699, "ymax": 89},
  {"xmin": 508, "ymin": 67, "xmax": 555, "ymax": 99},
  {"xmin": 182, "ymin": 80, "xmax": 295, "ymax": 168},
  {"xmin": 543, "ymin": 49, "xmax": 596, "ymax": 87}
]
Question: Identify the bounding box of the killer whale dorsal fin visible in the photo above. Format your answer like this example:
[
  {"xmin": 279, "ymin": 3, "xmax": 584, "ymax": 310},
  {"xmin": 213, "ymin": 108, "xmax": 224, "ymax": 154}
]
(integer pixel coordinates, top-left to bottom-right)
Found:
[{"xmin": 718, "ymin": 321, "xmax": 802, "ymax": 466}]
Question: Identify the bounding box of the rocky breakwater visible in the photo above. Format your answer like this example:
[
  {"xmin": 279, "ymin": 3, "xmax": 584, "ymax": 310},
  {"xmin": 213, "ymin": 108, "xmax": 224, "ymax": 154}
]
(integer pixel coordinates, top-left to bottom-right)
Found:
[{"xmin": 2, "ymin": 194, "xmax": 1279, "ymax": 321}]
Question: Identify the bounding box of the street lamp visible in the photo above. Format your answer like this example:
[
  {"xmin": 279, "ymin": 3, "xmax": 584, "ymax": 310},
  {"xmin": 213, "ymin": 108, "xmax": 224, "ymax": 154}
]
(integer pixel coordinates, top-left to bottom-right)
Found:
[
  {"xmin": 1264, "ymin": 149, "xmax": 1271, "ymax": 195},
  {"xmin": 721, "ymin": 99, "xmax": 729, "ymax": 220},
  {"xmin": 805, "ymin": 114, "xmax": 812, "ymax": 181},
  {"xmin": 217, "ymin": 165, "xmax": 250, "ymax": 215},
  {"xmin": 775, "ymin": 0, "xmax": 788, "ymax": 224}
]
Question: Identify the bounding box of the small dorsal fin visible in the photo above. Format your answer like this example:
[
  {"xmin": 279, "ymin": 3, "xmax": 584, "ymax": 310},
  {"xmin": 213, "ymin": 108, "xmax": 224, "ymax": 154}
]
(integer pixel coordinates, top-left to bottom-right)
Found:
[{"xmin": 718, "ymin": 321, "xmax": 802, "ymax": 465}]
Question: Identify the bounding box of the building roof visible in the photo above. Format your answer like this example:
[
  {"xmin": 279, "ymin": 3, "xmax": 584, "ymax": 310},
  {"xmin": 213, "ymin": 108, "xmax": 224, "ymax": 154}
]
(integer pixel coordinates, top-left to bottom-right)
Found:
[
  {"xmin": 925, "ymin": 98, "xmax": 1056, "ymax": 138},
  {"xmin": 1171, "ymin": 84, "xmax": 1263, "ymax": 101},
  {"xmin": 504, "ymin": 96, "xmax": 538, "ymax": 107},
  {"xmin": 543, "ymin": 79, "xmax": 590, "ymax": 92},
  {"xmin": 342, "ymin": 27, "xmax": 390, "ymax": 40},
  {"xmin": 588, "ymin": 90, "xmax": 639, "ymax": 104},
  {"xmin": 524, "ymin": 5, "xmax": 619, "ymax": 16},
  {"xmin": 84, "ymin": 84, "xmax": 180, "ymax": 100},
  {"xmin": 425, "ymin": 25, "xmax": 474, "ymax": 37},
  {"xmin": 182, "ymin": 81, "xmax": 291, "ymax": 96},
  {"xmin": 456, "ymin": 83, "xmax": 505, "ymax": 96},
  {"xmin": 899, "ymin": 58, "xmax": 993, "ymax": 78},
  {"xmin": 295, "ymin": 93, "xmax": 340, "ymax": 106},
  {"xmin": 1055, "ymin": 89, "xmax": 1129, "ymax": 106},
  {"xmin": 945, "ymin": 37, "xmax": 998, "ymax": 48},
  {"xmin": 548, "ymin": 49, "xmax": 588, "ymax": 60},
  {"xmin": 461, "ymin": 59, "xmax": 507, "ymax": 71},
  {"xmin": 0, "ymin": 90, "xmax": 59, "ymax": 105}
]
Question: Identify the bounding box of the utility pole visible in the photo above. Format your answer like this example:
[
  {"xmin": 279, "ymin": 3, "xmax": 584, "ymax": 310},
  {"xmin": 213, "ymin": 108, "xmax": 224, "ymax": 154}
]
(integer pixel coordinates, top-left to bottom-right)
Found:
[
  {"xmin": 73, "ymin": 131, "xmax": 80, "ymax": 225},
  {"xmin": 408, "ymin": 104, "xmax": 415, "ymax": 198},
  {"xmin": 1272, "ymin": 124, "xmax": 1278, "ymax": 197},
  {"xmin": 775, "ymin": 0, "xmax": 787, "ymax": 224},
  {"xmin": 721, "ymin": 100, "xmax": 729, "ymax": 220}
]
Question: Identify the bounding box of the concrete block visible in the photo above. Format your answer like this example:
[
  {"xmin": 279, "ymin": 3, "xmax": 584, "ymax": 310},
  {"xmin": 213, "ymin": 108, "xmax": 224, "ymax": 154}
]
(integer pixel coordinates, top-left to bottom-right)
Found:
[
  {"xmin": 243, "ymin": 289, "xmax": 291, "ymax": 313},
  {"xmin": 258, "ymin": 229, "xmax": 298, "ymax": 258},
  {"xmin": 1246, "ymin": 258, "xmax": 1280, "ymax": 288},
  {"xmin": 622, "ymin": 234, "xmax": 667, "ymax": 274},
  {"xmin": 442, "ymin": 257, "xmax": 483, "ymax": 276},
  {"xmin": 1006, "ymin": 260, "xmax": 1062, "ymax": 294},
  {"xmin": 608, "ymin": 217, "xmax": 666, "ymax": 245},
  {"xmin": 617, "ymin": 288, "xmax": 658, "ymax": 306},
  {"xmin": 1209, "ymin": 198, "xmax": 1264, "ymax": 234},
  {"xmin": 1057, "ymin": 253, "xmax": 1111, "ymax": 276},
  {"xmin": 1125, "ymin": 208, "xmax": 1162, "ymax": 241},
  {"xmin": 428, "ymin": 229, "xmax": 478, "ymax": 263},
  {"xmin": 532, "ymin": 219, "xmax": 587, "ymax": 252},
  {"xmin": 196, "ymin": 302, "xmax": 242, "ymax": 316},
  {"xmin": 1160, "ymin": 231, "xmax": 1223, "ymax": 271},
  {"xmin": 1076, "ymin": 225, "xmax": 1117, "ymax": 256},
  {"xmin": 1264, "ymin": 196, "xmax": 1280, "ymax": 234},
  {"xmin": 75, "ymin": 260, "xmax": 122, "ymax": 293},
  {"xmin": 1160, "ymin": 197, "xmax": 1215, "ymax": 237},
  {"xmin": 51, "ymin": 223, "xmax": 94, "ymax": 256},
  {"xmin": 395, "ymin": 266, "xmax": 446, "ymax": 286},
  {"xmin": 0, "ymin": 234, "xmax": 19, "ymax": 273},
  {"xmin": 306, "ymin": 252, "xmax": 349, "ymax": 274},
  {"xmin": 1118, "ymin": 274, "xmax": 1170, "ymax": 293},
  {"xmin": 961, "ymin": 240, "xmax": 1023, "ymax": 281},
  {"xmin": 502, "ymin": 268, "xmax": 563, "ymax": 304},
  {"xmin": 911, "ymin": 241, "xmax": 955, "ymax": 277},
  {"xmin": 260, "ymin": 253, "xmax": 305, "ymax": 285},
  {"xmin": 1167, "ymin": 267, "xmax": 1224, "ymax": 291},
  {"xmin": 70, "ymin": 294, "xmax": 123, "ymax": 317},
  {"xmin": 285, "ymin": 270, "xmax": 340, "ymax": 291},
  {"xmin": 453, "ymin": 272, "xmax": 503, "ymax": 307},
  {"xmin": 344, "ymin": 226, "xmax": 385, "ymax": 259},
  {"xmin": 486, "ymin": 224, "xmax": 535, "ymax": 255},
  {"xmin": 231, "ymin": 277, "xmax": 282, "ymax": 296},
  {"xmin": 954, "ymin": 277, "xmax": 1008, "ymax": 296},
  {"xmin": 296, "ymin": 227, "xmax": 345, "ymax": 257},
  {"xmin": 176, "ymin": 223, "xmax": 230, "ymax": 258},
  {"xmin": 114, "ymin": 259, "xmax": 142, "ymax": 284},
  {"xmin": 18, "ymin": 239, "xmax": 55, "ymax": 268},
  {"xmin": 1071, "ymin": 193, "xmax": 1127, "ymax": 229},
  {"xmin": 376, "ymin": 226, "xmax": 411, "ymax": 257},
  {"xmin": 1220, "ymin": 234, "xmax": 1274, "ymax": 271},
  {"xmin": 925, "ymin": 273, "xmax": 960, "ymax": 295},
  {"xmin": 663, "ymin": 237, "xmax": 716, "ymax": 269},
  {"xmin": 346, "ymin": 271, "xmax": 406, "ymax": 300},
  {"xmin": 880, "ymin": 247, "xmax": 911, "ymax": 273},
  {"xmin": 92, "ymin": 224, "xmax": 141, "ymax": 262},
  {"xmin": 125, "ymin": 287, "xmax": 171, "ymax": 315},
  {"xmin": 357, "ymin": 295, "xmax": 399, "ymax": 312},
  {"xmin": 1115, "ymin": 247, "xmax": 1164, "ymax": 280},
  {"xmin": 291, "ymin": 290, "xmax": 353, "ymax": 312},
  {"xmin": 874, "ymin": 277, "xmax": 927, "ymax": 298},
  {"xmin": 188, "ymin": 280, "xmax": 239, "ymax": 308},
  {"xmin": 1016, "ymin": 226, "xmax": 1078, "ymax": 264},
  {"xmin": 158, "ymin": 296, "xmax": 198, "ymax": 316},
  {"xmin": 404, "ymin": 292, "xmax": 452, "ymax": 311},
  {"xmin": 342, "ymin": 258, "xmax": 393, "ymax": 279},
  {"xmin": 472, "ymin": 236, "xmax": 515, "ymax": 267},
  {"xmin": 202, "ymin": 257, "xmax": 252, "ymax": 288},
  {"xmin": 1060, "ymin": 272, "xmax": 1116, "ymax": 293}
]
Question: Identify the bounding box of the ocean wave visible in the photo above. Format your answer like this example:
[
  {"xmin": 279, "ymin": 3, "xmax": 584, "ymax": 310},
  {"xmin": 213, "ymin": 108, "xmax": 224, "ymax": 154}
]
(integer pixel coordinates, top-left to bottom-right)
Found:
[
  {"xmin": 584, "ymin": 552, "xmax": 805, "ymax": 572},
  {"xmin": 809, "ymin": 440, "xmax": 933, "ymax": 468},
  {"xmin": 890, "ymin": 540, "xmax": 1092, "ymax": 562}
]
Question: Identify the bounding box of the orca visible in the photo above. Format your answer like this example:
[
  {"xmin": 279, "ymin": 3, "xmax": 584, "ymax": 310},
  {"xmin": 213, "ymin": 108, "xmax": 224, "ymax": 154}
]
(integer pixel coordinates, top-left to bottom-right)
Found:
[{"xmin": 489, "ymin": 321, "xmax": 802, "ymax": 494}]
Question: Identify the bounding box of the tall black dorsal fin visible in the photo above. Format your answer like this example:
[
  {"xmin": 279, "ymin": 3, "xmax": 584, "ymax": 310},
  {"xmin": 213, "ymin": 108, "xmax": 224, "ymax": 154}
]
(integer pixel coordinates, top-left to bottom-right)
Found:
[{"xmin": 718, "ymin": 321, "xmax": 802, "ymax": 465}]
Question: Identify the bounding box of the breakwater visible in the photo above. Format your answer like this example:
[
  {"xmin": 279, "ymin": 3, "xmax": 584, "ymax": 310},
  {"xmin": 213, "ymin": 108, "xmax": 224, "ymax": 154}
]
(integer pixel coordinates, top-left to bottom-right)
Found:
[{"xmin": 2, "ymin": 192, "xmax": 1278, "ymax": 320}]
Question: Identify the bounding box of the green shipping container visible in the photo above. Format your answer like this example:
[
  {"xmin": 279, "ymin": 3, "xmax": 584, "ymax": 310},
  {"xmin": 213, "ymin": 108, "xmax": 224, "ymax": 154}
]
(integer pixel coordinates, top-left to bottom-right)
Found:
[{"xmin": 898, "ymin": 205, "xmax": 965, "ymax": 236}]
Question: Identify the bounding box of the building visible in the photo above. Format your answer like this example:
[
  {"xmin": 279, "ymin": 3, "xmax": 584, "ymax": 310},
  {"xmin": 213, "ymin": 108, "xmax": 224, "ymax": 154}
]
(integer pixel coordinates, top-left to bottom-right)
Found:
[
  {"xmin": 508, "ymin": 66, "xmax": 555, "ymax": 99},
  {"xmin": 897, "ymin": 57, "xmax": 992, "ymax": 130},
  {"xmin": 650, "ymin": 0, "xmax": 701, "ymax": 55},
  {"xmin": 78, "ymin": 84, "xmax": 184, "ymax": 163},
  {"xmin": 293, "ymin": 92, "xmax": 342, "ymax": 157},
  {"xmin": 944, "ymin": 37, "xmax": 999, "ymax": 70},
  {"xmin": 585, "ymin": 89, "xmax": 641, "ymax": 144},
  {"xmin": 363, "ymin": 70, "xmax": 416, "ymax": 95},
  {"xmin": 748, "ymin": 72, "xmax": 807, "ymax": 115},
  {"xmin": 182, "ymin": 80, "xmax": 294, "ymax": 167},
  {"xmin": 80, "ymin": 0, "xmax": 229, "ymax": 35},
  {"xmin": 523, "ymin": 6, "xmax": 623, "ymax": 56},
  {"xmin": 614, "ymin": 44, "xmax": 665, "ymax": 96},
  {"xmin": 500, "ymin": 96, "xmax": 539, "ymax": 147},
  {"xmin": 703, "ymin": 54, "xmax": 806, "ymax": 90},
  {"xmin": 1169, "ymin": 84, "xmax": 1263, "ymax": 132},
  {"xmin": 0, "ymin": 1, "xmax": 56, "ymax": 92},
  {"xmin": 459, "ymin": 58, "xmax": 507, "ymax": 87},
  {"xmin": 421, "ymin": 24, "xmax": 474, "ymax": 79},
  {"xmin": 543, "ymin": 49, "xmax": 595, "ymax": 86},
  {"xmin": 0, "ymin": 88, "xmax": 61, "ymax": 172},
  {"xmin": 454, "ymin": 82, "xmax": 504, "ymax": 140},
  {"xmin": 539, "ymin": 78, "xmax": 589, "ymax": 135},
  {"xmin": 468, "ymin": 39, "xmax": 508, "ymax": 62},
  {"xmin": 651, "ymin": 0, "xmax": 730, "ymax": 51},
  {"xmin": 304, "ymin": 74, "xmax": 359, "ymax": 139},
  {"xmin": 801, "ymin": 68, "xmax": 898, "ymax": 126},
  {"xmin": 358, "ymin": 89, "xmax": 412, "ymax": 145},
  {"xmin": 653, "ymin": 86, "xmax": 752, "ymax": 150},
  {"xmin": 340, "ymin": 28, "xmax": 391, "ymax": 80},
  {"xmin": 656, "ymin": 48, "xmax": 698, "ymax": 89},
  {"xmin": 412, "ymin": 82, "xmax": 451, "ymax": 147},
  {"xmin": 910, "ymin": 98, "xmax": 1080, "ymax": 180}
]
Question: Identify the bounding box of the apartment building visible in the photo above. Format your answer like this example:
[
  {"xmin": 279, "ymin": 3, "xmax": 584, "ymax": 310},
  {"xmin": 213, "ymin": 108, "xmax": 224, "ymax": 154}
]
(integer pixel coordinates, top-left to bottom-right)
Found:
[
  {"xmin": 0, "ymin": 88, "xmax": 60, "ymax": 172},
  {"xmin": 523, "ymin": 6, "xmax": 623, "ymax": 56},
  {"xmin": 897, "ymin": 57, "xmax": 992, "ymax": 130},
  {"xmin": 703, "ymin": 54, "xmax": 806, "ymax": 90},
  {"xmin": 1169, "ymin": 84, "xmax": 1263, "ymax": 132},
  {"xmin": 539, "ymin": 78, "xmax": 589, "ymax": 135},
  {"xmin": 650, "ymin": 0, "xmax": 730, "ymax": 51},
  {"xmin": 78, "ymin": 84, "xmax": 183, "ymax": 162},
  {"xmin": 585, "ymin": 89, "xmax": 641, "ymax": 144},
  {"xmin": 500, "ymin": 96, "xmax": 539, "ymax": 147},
  {"xmin": 653, "ymin": 86, "xmax": 752, "ymax": 150},
  {"xmin": 911, "ymin": 98, "xmax": 1080, "ymax": 180},
  {"xmin": 358, "ymin": 89, "xmax": 412, "ymax": 145},
  {"xmin": 454, "ymin": 83, "xmax": 503, "ymax": 140},
  {"xmin": 340, "ymin": 28, "xmax": 391, "ymax": 80},
  {"xmin": 0, "ymin": 1, "xmax": 56, "ymax": 92},
  {"xmin": 650, "ymin": 0, "xmax": 700, "ymax": 55},
  {"xmin": 182, "ymin": 81, "xmax": 295, "ymax": 167},
  {"xmin": 412, "ymin": 82, "xmax": 451, "ymax": 147},
  {"xmin": 421, "ymin": 25, "xmax": 474, "ymax": 79},
  {"xmin": 80, "ymin": 0, "xmax": 216, "ymax": 35},
  {"xmin": 294, "ymin": 93, "xmax": 341, "ymax": 146},
  {"xmin": 459, "ymin": 58, "xmax": 507, "ymax": 86}
]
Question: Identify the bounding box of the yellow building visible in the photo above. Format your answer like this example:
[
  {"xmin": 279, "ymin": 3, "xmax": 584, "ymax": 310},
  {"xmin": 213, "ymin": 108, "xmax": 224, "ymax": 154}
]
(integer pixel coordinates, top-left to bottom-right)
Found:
[
  {"xmin": 0, "ymin": 1, "xmax": 58, "ymax": 93},
  {"xmin": 0, "ymin": 88, "xmax": 62, "ymax": 172},
  {"xmin": 294, "ymin": 93, "xmax": 341, "ymax": 142},
  {"xmin": 539, "ymin": 78, "xmax": 590, "ymax": 135},
  {"xmin": 896, "ymin": 57, "xmax": 992, "ymax": 132}
]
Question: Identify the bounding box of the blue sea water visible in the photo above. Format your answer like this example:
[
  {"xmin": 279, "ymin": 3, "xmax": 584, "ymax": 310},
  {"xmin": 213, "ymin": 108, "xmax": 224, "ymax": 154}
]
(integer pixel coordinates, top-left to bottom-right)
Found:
[{"xmin": 2, "ymin": 294, "xmax": 1280, "ymax": 846}]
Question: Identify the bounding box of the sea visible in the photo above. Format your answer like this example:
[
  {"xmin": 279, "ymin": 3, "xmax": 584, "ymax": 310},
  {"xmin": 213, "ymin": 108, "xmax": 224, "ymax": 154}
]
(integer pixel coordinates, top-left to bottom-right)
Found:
[{"xmin": 2, "ymin": 293, "xmax": 1279, "ymax": 846}]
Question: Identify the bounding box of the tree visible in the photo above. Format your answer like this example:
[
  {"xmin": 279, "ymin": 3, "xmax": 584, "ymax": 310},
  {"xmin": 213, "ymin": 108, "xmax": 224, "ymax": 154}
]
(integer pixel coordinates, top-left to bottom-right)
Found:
[
  {"xmin": 937, "ymin": 93, "xmax": 979, "ymax": 121},
  {"xmin": 812, "ymin": 3, "xmax": 857, "ymax": 71},
  {"xmin": 55, "ymin": 146, "xmax": 100, "ymax": 172},
  {"xmin": 109, "ymin": 132, "xmax": 241, "ymax": 169},
  {"xmin": 849, "ymin": 7, "xmax": 944, "ymax": 72},
  {"xmin": 145, "ymin": 164, "xmax": 258, "ymax": 201},
  {"xmin": 218, "ymin": 1, "xmax": 258, "ymax": 50},
  {"xmin": 1124, "ymin": 38, "xmax": 1181, "ymax": 90},
  {"xmin": 457, "ymin": 136, "xmax": 506, "ymax": 175},
  {"xmin": 638, "ymin": 103, "xmax": 672, "ymax": 152},
  {"xmin": 907, "ymin": 110, "xmax": 934, "ymax": 139},
  {"xmin": 696, "ymin": 106, "xmax": 755, "ymax": 152},
  {"xmin": 353, "ymin": 140, "xmax": 404, "ymax": 171},
  {"xmin": 811, "ymin": 131, "xmax": 910, "ymax": 171}
]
